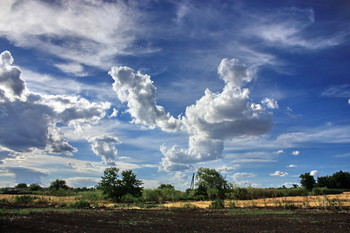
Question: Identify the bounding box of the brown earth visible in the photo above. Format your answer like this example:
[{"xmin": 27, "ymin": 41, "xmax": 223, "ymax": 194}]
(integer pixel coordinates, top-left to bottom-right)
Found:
[{"xmin": 1, "ymin": 204, "xmax": 350, "ymax": 233}]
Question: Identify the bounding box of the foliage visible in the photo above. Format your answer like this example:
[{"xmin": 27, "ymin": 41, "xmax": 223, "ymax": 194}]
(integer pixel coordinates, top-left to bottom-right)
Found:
[
  {"xmin": 157, "ymin": 184, "xmax": 175, "ymax": 190},
  {"xmin": 49, "ymin": 179, "xmax": 70, "ymax": 190},
  {"xmin": 121, "ymin": 193, "xmax": 140, "ymax": 203},
  {"xmin": 77, "ymin": 190, "xmax": 104, "ymax": 201},
  {"xmin": 48, "ymin": 188, "xmax": 77, "ymax": 196},
  {"xmin": 208, "ymin": 199, "xmax": 225, "ymax": 209},
  {"xmin": 15, "ymin": 183, "xmax": 28, "ymax": 188},
  {"xmin": 99, "ymin": 167, "xmax": 143, "ymax": 202},
  {"xmin": 317, "ymin": 170, "xmax": 350, "ymax": 189},
  {"xmin": 29, "ymin": 183, "xmax": 42, "ymax": 191},
  {"xmin": 299, "ymin": 173, "xmax": 316, "ymax": 190},
  {"xmin": 13, "ymin": 195, "xmax": 38, "ymax": 204},
  {"xmin": 196, "ymin": 167, "xmax": 228, "ymax": 199},
  {"xmin": 142, "ymin": 188, "xmax": 186, "ymax": 203},
  {"xmin": 69, "ymin": 200, "xmax": 91, "ymax": 208}
]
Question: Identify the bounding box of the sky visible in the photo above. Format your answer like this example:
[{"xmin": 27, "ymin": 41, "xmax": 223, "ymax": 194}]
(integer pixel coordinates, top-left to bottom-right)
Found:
[{"xmin": 0, "ymin": 0, "xmax": 349, "ymax": 190}]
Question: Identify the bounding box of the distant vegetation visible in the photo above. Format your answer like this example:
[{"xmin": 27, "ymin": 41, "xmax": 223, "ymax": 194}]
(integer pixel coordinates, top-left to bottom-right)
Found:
[{"xmin": 1, "ymin": 168, "xmax": 349, "ymax": 204}]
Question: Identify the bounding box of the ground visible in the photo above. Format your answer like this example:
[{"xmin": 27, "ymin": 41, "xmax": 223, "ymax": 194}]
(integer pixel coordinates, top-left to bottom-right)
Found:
[{"xmin": 1, "ymin": 203, "xmax": 349, "ymax": 232}]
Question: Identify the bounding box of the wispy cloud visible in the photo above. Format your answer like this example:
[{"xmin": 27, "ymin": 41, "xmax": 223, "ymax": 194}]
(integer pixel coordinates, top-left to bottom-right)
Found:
[
  {"xmin": 270, "ymin": 171, "xmax": 288, "ymax": 177},
  {"xmin": 0, "ymin": 0, "xmax": 150, "ymax": 71},
  {"xmin": 322, "ymin": 85, "xmax": 350, "ymax": 98}
]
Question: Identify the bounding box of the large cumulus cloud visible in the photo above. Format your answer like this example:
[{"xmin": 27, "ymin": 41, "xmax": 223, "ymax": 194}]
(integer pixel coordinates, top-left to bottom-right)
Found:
[
  {"xmin": 0, "ymin": 51, "xmax": 111, "ymax": 158},
  {"xmin": 109, "ymin": 66, "xmax": 181, "ymax": 132},
  {"xmin": 110, "ymin": 58, "xmax": 277, "ymax": 171}
]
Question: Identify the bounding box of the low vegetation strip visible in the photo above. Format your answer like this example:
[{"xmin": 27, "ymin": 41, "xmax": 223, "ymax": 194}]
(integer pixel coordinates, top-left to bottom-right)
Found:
[{"xmin": 163, "ymin": 192, "xmax": 350, "ymax": 209}]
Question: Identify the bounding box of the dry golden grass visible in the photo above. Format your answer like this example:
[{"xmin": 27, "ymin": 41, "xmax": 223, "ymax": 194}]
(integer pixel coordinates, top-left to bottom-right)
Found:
[
  {"xmin": 2, "ymin": 192, "xmax": 350, "ymax": 209},
  {"xmin": 163, "ymin": 192, "xmax": 350, "ymax": 209},
  {"xmin": 0, "ymin": 194, "xmax": 77, "ymax": 205}
]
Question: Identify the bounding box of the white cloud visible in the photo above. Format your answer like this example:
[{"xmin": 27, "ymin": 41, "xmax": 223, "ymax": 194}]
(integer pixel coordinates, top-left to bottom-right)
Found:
[
  {"xmin": 0, "ymin": 51, "xmax": 110, "ymax": 158},
  {"xmin": 217, "ymin": 165, "xmax": 240, "ymax": 173},
  {"xmin": 292, "ymin": 150, "xmax": 300, "ymax": 156},
  {"xmin": 261, "ymin": 97, "xmax": 279, "ymax": 109},
  {"xmin": 287, "ymin": 164, "xmax": 297, "ymax": 168},
  {"xmin": 270, "ymin": 171, "xmax": 288, "ymax": 177},
  {"xmin": 322, "ymin": 85, "xmax": 350, "ymax": 98},
  {"xmin": 109, "ymin": 108, "xmax": 119, "ymax": 118},
  {"xmin": 54, "ymin": 63, "xmax": 87, "ymax": 77},
  {"xmin": 275, "ymin": 149, "xmax": 284, "ymax": 155},
  {"xmin": 226, "ymin": 151, "xmax": 277, "ymax": 163},
  {"xmin": 109, "ymin": 66, "xmax": 181, "ymax": 133},
  {"xmin": 232, "ymin": 172, "xmax": 256, "ymax": 181},
  {"xmin": 0, "ymin": 51, "xmax": 26, "ymax": 101},
  {"xmin": 142, "ymin": 179, "xmax": 161, "ymax": 189},
  {"xmin": 21, "ymin": 68, "xmax": 116, "ymax": 102},
  {"xmin": 310, "ymin": 170, "xmax": 319, "ymax": 176},
  {"xmin": 65, "ymin": 177, "xmax": 100, "ymax": 188},
  {"xmin": 334, "ymin": 153, "xmax": 350, "ymax": 158},
  {"xmin": 348, "ymin": 99, "xmax": 350, "ymax": 105},
  {"xmin": 0, "ymin": 0, "xmax": 148, "ymax": 70},
  {"xmin": 159, "ymin": 58, "xmax": 274, "ymax": 171},
  {"xmin": 247, "ymin": 7, "xmax": 344, "ymax": 50},
  {"xmin": 90, "ymin": 135, "xmax": 120, "ymax": 163}
]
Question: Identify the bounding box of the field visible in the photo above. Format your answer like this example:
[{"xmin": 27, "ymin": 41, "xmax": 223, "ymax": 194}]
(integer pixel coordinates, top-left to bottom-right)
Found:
[
  {"xmin": 1, "ymin": 193, "xmax": 350, "ymax": 232},
  {"xmin": 165, "ymin": 192, "xmax": 350, "ymax": 209}
]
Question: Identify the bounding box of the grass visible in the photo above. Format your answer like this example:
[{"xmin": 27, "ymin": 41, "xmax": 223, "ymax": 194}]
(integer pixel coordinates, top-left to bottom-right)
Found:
[
  {"xmin": 228, "ymin": 209, "xmax": 295, "ymax": 215},
  {"xmin": 0, "ymin": 208, "xmax": 81, "ymax": 215}
]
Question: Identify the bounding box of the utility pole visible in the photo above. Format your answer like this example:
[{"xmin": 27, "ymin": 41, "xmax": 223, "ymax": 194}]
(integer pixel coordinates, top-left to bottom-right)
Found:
[{"xmin": 189, "ymin": 173, "xmax": 195, "ymax": 190}]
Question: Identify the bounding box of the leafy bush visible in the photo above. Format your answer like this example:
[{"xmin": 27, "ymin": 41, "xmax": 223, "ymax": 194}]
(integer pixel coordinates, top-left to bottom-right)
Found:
[
  {"xmin": 208, "ymin": 199, "xmax": 225, "ymax": 209},
  {"xmin": 49, "ymin": 188, "xmax": 77, "ymax": 196},
  {"xmin": 70, "ymin": 200, "xmax": 91, "ymax": 208},
  {"xmin": 141, "ymin": 188, "xmax": 186, "ymax": 203},
  {"xmin": 312, "ymin": 187, "xmax": 345, "ymax": 195},
  {"xmin": 14, "ymin": 195, "xmax": 38, "ymax": 203},
  {"xmin": 121, "ymin": 193, "xmax": 140, "ymax": 203},
  {"xmin": 282, "ymin": 187, "xmax": 309, "ymax": 197},
  {"xmin": 78, "ymin": 190, "xmax": 104, "ymax": 201}
]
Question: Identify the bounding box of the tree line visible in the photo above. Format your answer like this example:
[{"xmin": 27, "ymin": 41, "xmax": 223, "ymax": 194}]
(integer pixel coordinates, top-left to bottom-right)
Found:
[
  {"xmin": 1, "ymin": 168, "xmax": 349, "ymax": 202},
  {"xmin": 299, "ymin": 170, "xmax": 350, "ymax": 190}
]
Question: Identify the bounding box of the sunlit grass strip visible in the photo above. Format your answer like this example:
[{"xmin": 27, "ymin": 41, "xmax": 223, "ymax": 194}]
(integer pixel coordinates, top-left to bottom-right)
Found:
[{"xmin": 0, "ymin": 208, "xmax": 82, "ymax": 215}]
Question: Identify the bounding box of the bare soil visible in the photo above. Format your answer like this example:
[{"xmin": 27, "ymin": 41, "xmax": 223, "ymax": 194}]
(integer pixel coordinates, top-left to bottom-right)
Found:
[{"xmin": 0, "ymin": 204, "xmax": 349, "ymax": 232}]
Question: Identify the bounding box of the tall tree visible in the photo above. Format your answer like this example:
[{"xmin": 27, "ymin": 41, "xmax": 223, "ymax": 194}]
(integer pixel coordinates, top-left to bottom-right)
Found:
[
  {"xmin": 49, "ymin": 179, "xmax": 69, "ymax": 190},
  {"xmin": 99, "ymin": 167, "xmax": 143, "ymax": 202},
  {"xmin": 196, "ymin": 167, "xmax": 228, "ymax": 199},
  {"xmin": 299, "ymin": 173, "xmax": 315, "ymax": 190}
]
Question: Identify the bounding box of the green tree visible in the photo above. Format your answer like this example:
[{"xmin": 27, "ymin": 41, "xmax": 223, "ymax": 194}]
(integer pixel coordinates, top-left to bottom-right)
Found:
[
  {"xmin": 331, "ymin": 170, "xmax": 350, "ymax": 189},
  {"xmin": 15, "ymin": 183, "xmax": 27, "ymax": 188},
  {"xmin": 157, "ymin": 184, "xmax": 175, "ymax": 190},
  {"xmin": 299, "ymin": 173, "xmax": 315, "ymax": 190},
  {"xmin": 49, "ymin": 179, "xmax": 69, "ymax": 190},
  {"xmin": 99, "ymin": 167, "xmax": 143, "ymax": 202},
  {"xmin": 29, "ymin": 183, "xmax": 42, "ymax": 191},
  {"xmin": 120, "ymin": 169, "xmax": 143, "ymax": 198},
  {"xmin": 317, "ymin": 170, "xmax": 350, "ymax": 189},
  {"xmin": 196, "ymin": 167, "xmax": 228, "ymax": 199}
]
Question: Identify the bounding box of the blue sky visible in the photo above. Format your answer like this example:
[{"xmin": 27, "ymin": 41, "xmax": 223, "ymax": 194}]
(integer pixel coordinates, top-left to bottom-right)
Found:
[{"xmin": 0, "ymin": 0, "xmax": 349, "ymax": 190}]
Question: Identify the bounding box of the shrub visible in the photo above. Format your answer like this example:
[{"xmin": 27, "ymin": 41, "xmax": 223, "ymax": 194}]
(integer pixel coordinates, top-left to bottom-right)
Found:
[
  {"xmin": 14, "ymin": 195, "xmax": 38, "ymax": 204},
  {"xmin": 70, "ymin": 200, "xmax": 91, "ymax": 208},
  {"xmin": 208, "ymin": 199, "xmax": 225, "ymax": 209},
  {"xmin": 121, "ymin": 193, "xmax": 140, "ymax": 203},
  {"xmin": 49, "ymin": 188, "xmax": 77, "ymax": 196},
  {"xmin": 283, "ymin": 188, "xmax": 309, "ymax": 197},
  {"xmin": 78, "ymin": 190, "xmax": 104, "ymax": 201}
]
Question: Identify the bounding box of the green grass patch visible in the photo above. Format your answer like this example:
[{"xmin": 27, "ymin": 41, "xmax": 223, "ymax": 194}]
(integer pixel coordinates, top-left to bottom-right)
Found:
[
  {"xmin": 228, "ymin": 209, "xmax": 295, "ymax": 215},
  {"xmin": 0, "ymin": 208, "xmax": 82, "ymax": 215}
]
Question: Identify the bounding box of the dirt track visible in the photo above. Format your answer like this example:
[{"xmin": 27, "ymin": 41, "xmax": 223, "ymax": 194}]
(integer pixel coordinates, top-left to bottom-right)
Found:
[{"xmin": 1, "ymin": 205, "xmax": 350, "ymax": 233}]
